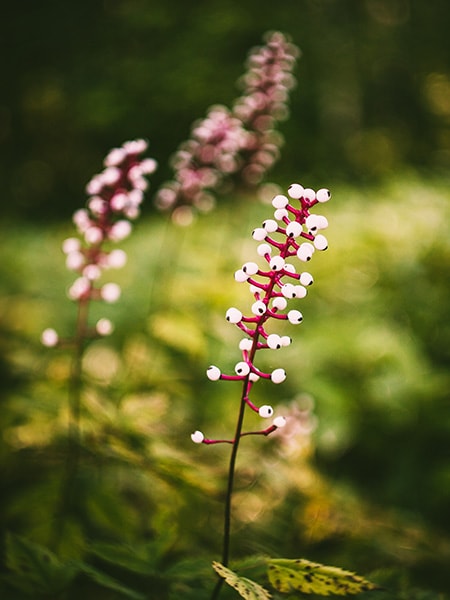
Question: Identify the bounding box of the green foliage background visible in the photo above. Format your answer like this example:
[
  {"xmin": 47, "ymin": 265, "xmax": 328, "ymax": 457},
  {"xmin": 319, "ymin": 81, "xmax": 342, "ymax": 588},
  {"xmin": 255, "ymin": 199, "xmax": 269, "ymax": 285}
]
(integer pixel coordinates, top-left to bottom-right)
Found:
[
  {"xmin": 2, "ymin": 0, "xmax": 450, "ymax": 220},
  {"xmin": 1, "ymin": 1, "xmax": 450, "ymax": 598}
]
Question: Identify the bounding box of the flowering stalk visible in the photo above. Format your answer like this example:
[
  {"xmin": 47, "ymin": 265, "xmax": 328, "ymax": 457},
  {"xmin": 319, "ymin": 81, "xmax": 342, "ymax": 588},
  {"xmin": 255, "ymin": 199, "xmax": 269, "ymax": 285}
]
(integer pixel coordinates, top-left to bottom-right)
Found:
[
  {"xmin": 155, "ymin": 32, "xmax": 299, "ymax": 223},
  {"xmin": 233, "ymin": 30, "xmax": 299, "ymax": 186},
  {"xmin": 191, "ymin": 183, "xmax": 331, "ymax": 599},
  {"xmin": 41, "ymin": 139, "xmax": 156, "ymax": 546}
]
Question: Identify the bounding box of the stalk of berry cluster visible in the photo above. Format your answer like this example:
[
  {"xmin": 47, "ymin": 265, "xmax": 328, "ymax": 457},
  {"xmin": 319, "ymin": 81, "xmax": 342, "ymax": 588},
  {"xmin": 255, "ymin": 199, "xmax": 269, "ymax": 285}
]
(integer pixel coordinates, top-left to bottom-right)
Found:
[
  {"xmin": 41, "ymin": 140, "xmax": 156, "ymax": 544},
  {"xmin": 190, "ymin": 183, "xmax": 331, "ymax": 599},
  {"xmin": 154, "ymin": 32, "xmax": 299, "ymax": 224}
]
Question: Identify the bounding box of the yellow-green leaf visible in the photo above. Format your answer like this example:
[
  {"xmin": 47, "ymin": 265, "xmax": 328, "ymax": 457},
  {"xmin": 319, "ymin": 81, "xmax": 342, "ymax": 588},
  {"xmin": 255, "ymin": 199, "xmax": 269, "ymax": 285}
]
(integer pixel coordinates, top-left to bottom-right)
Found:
[
  {"xmin": 212, "ymin": 562, "xmax": 271, "ymax": 600},
  {"xmin": 267, "ymin": 558, "xmax": 378, "ymax": 596}
]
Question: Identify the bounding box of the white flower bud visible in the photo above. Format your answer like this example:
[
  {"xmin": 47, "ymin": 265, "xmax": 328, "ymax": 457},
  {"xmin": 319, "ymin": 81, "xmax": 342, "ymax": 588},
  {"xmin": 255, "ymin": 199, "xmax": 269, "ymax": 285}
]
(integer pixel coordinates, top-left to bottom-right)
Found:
[
  {"xmin": 226, "ymin": 307, "xmax": 242, "ymax": 323},
  {"xmin": 68, "ymin": 277, "xmax": 90, "ymax": 300},
  {"xmin": 191, "ymin": 430, "xmax": 205, "ymax": 444},
  {"xmin": 316, "ymin": 188, "xmax": 331, "ymax": 202},
  {"xmin": 88, "ymin": 197, "xmax": 107, "ymax": 215},
  {"xmin": 270, "ymin": 256, "xmax": 285, "ymax": 271},
  {"xmin": 286, "ymin": 221, "xmax": 303, "ymax": 238},
  {"xmin": 65, "ymin": 251, "xmax": 85, "ymax": 271},
  {"xmin": 267, "ymin": 334, "xmax": 282, "ymax": 349},
  {"xmin": 140, "ymin": 158, "xmax": 158, "ymax": 174},
  {"xmin": 62, "ymin": 237, "xmax": 81, "ymax": 254},
  {"xmin": 272, "ymin": 297, "xmax": 287, "ymax": 310},
  {"xmin": 85, "ymin": 177, "xmax": 102, "ymax": 196},
  {"xmin": 207, "ymin": 365, "xmax": 221, "ymax": 381},
  {"xmin": 259, "ymin": 405, "xmax": 274, "ymax": 418},
  {"xmin": 293, "ymin": 285, "xmax": 307, "ymax": 299},
  {"xmin": 109, "ymin": 220, "xmax": 132, "ymax": 242},
  {"xmin": 284, "ymin": 263, "xmax": 296, "ymax": 274},
  {"xmin": 96, "ymin": 318, "xmax": 114, "ymax": 336},
  {"xmin": 262, "ymin": 219, "xmax": 278, "ymax": 233},
  {"xmin": 287, "ymin": 183, "xmax": 304, "ymax": 199},
  {"xmin": 101, "ymin": 282, "xmax": 121, "ymax": 303},
  {"xmin": 251, "ymin": 300, "xmax": 266, "ymax": 316},
  {"xmin": 280, "ymin": 336, "xmax": 292, "ymax": 346},
  {"xmin": 303, "ymin": 188, "xmax": 316, "ymax": 201},
  {"xmin": 107, "ymin": 249, "xmax": 127, "ymax": 269},
  {"xmin": 235, "ymin": 361, "xmax": 250, "ymax": 376},
  {"xmin": 272, "ymin": 194, "xmax": 289, "ymax": 208},
  {"xmin": 239, "ymin": 338, "xmax": 253, "ymax": 351},
  {"xmin": 41, "ymin": 328, "xmax": 59, "ymax": 347},
  {"xmin": 242, "ymin": 261, "xmax": 259, "ymax": 275},
  {"xmin": 297, "ymin": 242, "xmax": 315, "ymax": 262},
  {"xmin": 281, "ymin": 283, "xmax": 295, "ymax": 298},
  {"xmin": 84, "ymin": 226, "xmax": 103, "ymax": 245},
  {"xmin": 300, "ymin": 272, "xmax": 314, "ymax": 286},
  {"xmin": 234, "ymin": 269, "xmax": 248, "ymax": 282},
  {"xmin": 110, "ymin": 192, "xmax": 128, "ymax": 211},
  {"xmin": 73, "ymin": 208, "xmax": 91, "ymax": 231},
  {"xmin": 101, "ymin": 166, "xmax": 121, "ymax": 186},
  {"xmin": 273, "ymin": 416, "xmax": 287, "ymax": 428},
  {"xmin": 313, "ymin": 234, "xmax": 328, "ymax": 250},
  {"xmin": 288, "ymin": 309, "xmax": 303, "ymax": 324},
  {"xmin": 252, "ymin": 227, "xmax": 267, "ymax": 241},
  {"xmin": 104, "ymin": 147, "xmax": 127, "ymax": 166},
  {"xmin": 274, "ymin": 208, "xmax": 288, "ymax": 220},
  {"xmin": 83, "ymin": 264, "xmax": 102, "ymax": 280},
  {"xmin": 257, "ymin": 243, "xmax": 272, "ymax": 256},
  {"xmin": 271, "ymin": 368, "xmax": 286, "ymax": 384}
]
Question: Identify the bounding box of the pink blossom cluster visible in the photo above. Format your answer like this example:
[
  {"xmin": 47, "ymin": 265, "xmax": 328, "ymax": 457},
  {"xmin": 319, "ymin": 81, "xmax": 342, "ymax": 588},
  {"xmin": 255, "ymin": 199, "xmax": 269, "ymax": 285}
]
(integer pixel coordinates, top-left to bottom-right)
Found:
[
  {"xmin": 233, "ymin": 30, "xmax": 300, "ymax": 186},
  {"xmin": 155, "ymin": 106, "xmax": 249, "ymax": 222},
  {"xmin": 155, "ymin": 32, "xmax": 299, "ymax": 223},
  {"xmin": 191, "ymin": 183, "xmax": 330, "ymax": 445},
  {"xmin": 41, "ymin": 139, "xmax": 157, "ymax": 347}
]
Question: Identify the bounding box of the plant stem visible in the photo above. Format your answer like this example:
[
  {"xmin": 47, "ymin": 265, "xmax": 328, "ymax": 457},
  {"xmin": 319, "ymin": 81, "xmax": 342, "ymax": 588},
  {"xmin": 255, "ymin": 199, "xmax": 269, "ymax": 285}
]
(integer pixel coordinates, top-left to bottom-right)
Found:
[
  {"xmin": 210, "ymin": 384, "xmax": 248, "ymax": 600},
  {"xmin": 211, "ymin": 338, "xmax": 258, "ymax": 600},
  {"xmin": 51, "ymin": 298, "xmax": 89, "ymax": 550}
]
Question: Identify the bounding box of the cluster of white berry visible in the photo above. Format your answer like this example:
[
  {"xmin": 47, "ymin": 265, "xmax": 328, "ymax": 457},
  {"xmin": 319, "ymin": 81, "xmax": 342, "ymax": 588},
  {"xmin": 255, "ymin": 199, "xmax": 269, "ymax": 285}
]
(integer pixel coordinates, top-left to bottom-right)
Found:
[{"xmin": 192, "ymin": 183, "xmax": 330, "ymax": 445}]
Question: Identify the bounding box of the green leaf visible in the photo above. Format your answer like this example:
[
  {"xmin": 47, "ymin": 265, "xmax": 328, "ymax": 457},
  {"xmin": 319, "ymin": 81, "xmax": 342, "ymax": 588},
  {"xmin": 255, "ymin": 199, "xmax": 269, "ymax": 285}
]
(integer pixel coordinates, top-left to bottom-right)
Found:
[
  {"xmin": 212, "ymin": 562, "xmax": 271, "ymax": 600},
  {"xmin": 77, "ymin": 562, "xmax": 146, "ymax": 600},
  {"xmin": 5, "ymin": 533, "xmax": 78, "ymax": 595},
  {"xmin": 89, "ymin": 541, "xmax": 157, "ymax": 576},
  {"xmin": 267, "ymin": 558, "xmax": 379, "ymax": 596}
]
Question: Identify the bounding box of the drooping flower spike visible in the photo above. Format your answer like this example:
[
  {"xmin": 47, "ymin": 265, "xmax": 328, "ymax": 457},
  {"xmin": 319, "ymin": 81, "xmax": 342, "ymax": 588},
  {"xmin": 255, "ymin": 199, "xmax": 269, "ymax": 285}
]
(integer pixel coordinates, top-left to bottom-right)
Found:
[
  {"xmin": 155, "ymin": 32, "xmax": 299, "ymax": 223},
  {"xmin": 41, "ymin": 139, "xmax": 157, "ymax": 347},
  {"xmin": 192, "ymin": 183, "xmax": 331, "ymax": 445}
]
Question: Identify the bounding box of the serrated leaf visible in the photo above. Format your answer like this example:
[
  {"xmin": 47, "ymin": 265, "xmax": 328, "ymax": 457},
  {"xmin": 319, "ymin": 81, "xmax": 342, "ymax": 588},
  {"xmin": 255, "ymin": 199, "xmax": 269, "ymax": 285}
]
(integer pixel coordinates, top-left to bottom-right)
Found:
[
  {"xmin": 267, "ymin": 558, "xmax": 378, "ymax": 596},
  {"xmin": 213, "ymin": 562, "xmax": 272, "ymax": 600}
]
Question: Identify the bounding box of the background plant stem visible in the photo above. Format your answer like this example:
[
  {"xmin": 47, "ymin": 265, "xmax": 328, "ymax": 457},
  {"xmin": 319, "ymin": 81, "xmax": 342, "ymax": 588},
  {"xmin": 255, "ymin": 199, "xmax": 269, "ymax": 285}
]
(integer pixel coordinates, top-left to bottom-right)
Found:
[{"xmin": 51, "ymin": 298, "xmax": 89, "ymax": 551}]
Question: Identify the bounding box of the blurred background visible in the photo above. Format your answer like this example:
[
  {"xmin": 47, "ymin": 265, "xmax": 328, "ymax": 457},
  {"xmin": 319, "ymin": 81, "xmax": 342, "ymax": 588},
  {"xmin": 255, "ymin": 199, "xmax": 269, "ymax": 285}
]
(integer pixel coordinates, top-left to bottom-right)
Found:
[{"xmin": 1, "ymin": 0, "xmax": 450, "ymax": 598}]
